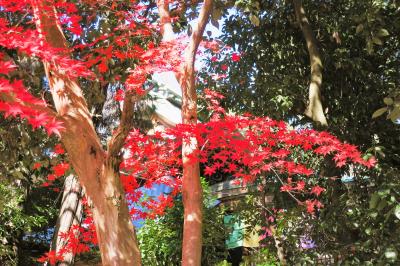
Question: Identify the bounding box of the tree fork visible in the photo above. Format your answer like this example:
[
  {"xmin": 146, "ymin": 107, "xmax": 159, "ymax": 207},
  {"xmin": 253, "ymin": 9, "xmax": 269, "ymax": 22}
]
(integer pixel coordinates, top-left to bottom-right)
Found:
[
  {"xmin": 31, "ymin": 1, "xmax": 141, "ymax": 265},
  {"xmin": 156, "ymin": 0, "xmax": 213, "ymax": 264}
]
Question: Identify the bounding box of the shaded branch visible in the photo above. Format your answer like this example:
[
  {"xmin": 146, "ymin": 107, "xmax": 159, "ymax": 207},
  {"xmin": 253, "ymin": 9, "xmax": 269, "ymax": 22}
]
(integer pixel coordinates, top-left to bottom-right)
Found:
[{"xmin": 107, "ymin": 88, "xmax": 152, "ymax": 159}]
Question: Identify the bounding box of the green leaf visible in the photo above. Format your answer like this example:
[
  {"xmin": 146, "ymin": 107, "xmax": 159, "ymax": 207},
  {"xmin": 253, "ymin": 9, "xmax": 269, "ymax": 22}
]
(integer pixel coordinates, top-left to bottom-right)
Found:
[
  {"xmin": 372, "ymin": 36, "xmax": 383, "ymax": 45},
  {"xmin": 376, "ymin": 28, "xmax": 389, "ymax": 37},
  {"xmin": 372, "ymin": 107, "xmax": 387, "ymax": 118},
  {"xmin": 394, "ymin": 205, "xmax": 400, "ymax": 220},
  {"xmin": 369, "ymin": 193, "xmax": 380, "ymax": 209},
  {"xmin": 385, "ymin": 248, "xmax": 398, "ymax": 261},
  {"xmin": 366, "ymin": 39, "xmax": 374, "ymax": 54},
  {"xmin": 376, "ymin": 200, "xmax": 387, "ymax": 211},
  {"xmin": 383, "ymin": 97, "xmax": 393, "ymax": 105},
  {"xmin": 389, "ymin": 107, "xmax": 400, "ymax": 122},
  {"xmin": 356, "ymin": 24, "xmax": 364, "ymax": 34},
  {"xmin": 249, "ymin": 14, "xmax": 260, "ymax": 27}
]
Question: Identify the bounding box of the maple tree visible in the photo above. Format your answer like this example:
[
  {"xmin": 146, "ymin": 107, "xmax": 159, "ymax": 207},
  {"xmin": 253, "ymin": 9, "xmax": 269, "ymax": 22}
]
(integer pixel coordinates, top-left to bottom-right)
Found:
[{"xmin": 0, "ymin": 0, "xmax": 376, "ymax": 265}]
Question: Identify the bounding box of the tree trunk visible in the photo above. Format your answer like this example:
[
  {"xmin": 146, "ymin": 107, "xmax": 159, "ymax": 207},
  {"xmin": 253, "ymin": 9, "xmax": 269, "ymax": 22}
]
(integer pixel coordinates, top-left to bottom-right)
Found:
[
  {"xmin": 49, "ymin": 175, "xmax": 83, "ymax": 266},
  {"xmin": 261, "ymin": 188, "xmax": 287, "ymax": 265},
  {"xmin": 156, "ymin": 1, "xmax": 213, "ymax": 265},
  {"xmin": 180, "ymin": 81, "xmax": 203, "ymax": 266},
  {"xmin": 180, "ymin": 5, "xmax": 212, "ymax": 265},
  {"xmin": 31, "ymin": 1, "xmax": 141, "ymax": 265},
  {"xmin": 269, "ymin": 225, "xmax": 287, "ymax": 266},
  {"xmin": 92, "ymin": 160, "xmax": 141, "ymax": 266},
  {"xmin": 293, "ymin": 0, "xmax": 328, "ymax": 126}
]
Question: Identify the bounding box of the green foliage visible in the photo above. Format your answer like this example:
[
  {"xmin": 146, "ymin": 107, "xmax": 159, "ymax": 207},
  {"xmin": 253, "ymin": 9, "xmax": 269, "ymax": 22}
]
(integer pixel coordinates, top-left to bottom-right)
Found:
[
  {"xmin": 138, "ymin": 179, "xmax": 227, "ymax": 265},
  {"xmin": 373, "ymin": 89, "xmax": 400, "ymax": 123},
  {"xmin": 241, "ymin": 248, "xmax": 279, "ymax": 266},
  {"xmin": 0, "ymin": 181, "xmax": 57, "ymax": 265}
]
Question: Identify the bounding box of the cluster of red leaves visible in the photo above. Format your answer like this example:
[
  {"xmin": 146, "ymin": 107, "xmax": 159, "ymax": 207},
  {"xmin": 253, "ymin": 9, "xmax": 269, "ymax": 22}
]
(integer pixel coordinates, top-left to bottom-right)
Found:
[
  {"xmin": 55, "ymin": 1, "xmax": 83, "ymax": 35},
  {"xmin": 202, "ymin": 42, "xmax": 242, "ymax": 81},
  {"xmin": 32, "ymin": 143, "xmax": 70, "ymax": 189},
  {"xmin": 56, "ymin": 1, "xmax": 187, "ymax": 97},
  {"xmin": 121, "ymin": 129, "xmax": 182, "ymax": 220},
  {"xmin": 0, "ymin": 75, "xmax": 64, "ymax": 136},
  {"xmin": 0, "ymin": 3, "xmax": 91, "ymax": 137},
  {"xmin": 119, "ymin": 90, "xmax": 375, "ymax": 219},
  {"xmin": 0, "ymin": 0, "xmax": 30, "ymax": 13},
  {"xmin": 0, "ymin": 18, "xmax": 92, "ymax": 78},
  {"xmin": 37, "ymin": 250, "xmax": 64, "ymax": 265},
  {"xmin": 124, "ymin": 39, "xmax": 185, "ymax": 96}
]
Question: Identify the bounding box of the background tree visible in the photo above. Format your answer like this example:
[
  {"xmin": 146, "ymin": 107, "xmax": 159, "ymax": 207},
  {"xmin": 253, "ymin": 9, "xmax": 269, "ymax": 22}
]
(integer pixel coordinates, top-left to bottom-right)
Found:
[{"xmin": 198, "ymin": 0, "xmax": 399, "ymax": 263}]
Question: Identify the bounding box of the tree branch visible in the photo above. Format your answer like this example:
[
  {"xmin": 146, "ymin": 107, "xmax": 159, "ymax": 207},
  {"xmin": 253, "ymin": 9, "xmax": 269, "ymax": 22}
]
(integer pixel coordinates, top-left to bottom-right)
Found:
[
  {"xmin": 271, "ymin": 168, "xmax": 302, "ymax": 205},
  {"xmin": 293, "ymin": 0, "xmax": 328, "ymax": 126},
  {"xmin": 157, "ymin": 0, "xmax": 175, "ymax": 41},
  {"xmin": 156, "ymin": 1, "xmax": 213, "ymax": 265},
  {"xmin": 0, "ymin": 87, "xmax": 59, "ymax": 119},
  {"xmin": 107, "ymin": 88, "xmax": 152, "ymax": 159}
]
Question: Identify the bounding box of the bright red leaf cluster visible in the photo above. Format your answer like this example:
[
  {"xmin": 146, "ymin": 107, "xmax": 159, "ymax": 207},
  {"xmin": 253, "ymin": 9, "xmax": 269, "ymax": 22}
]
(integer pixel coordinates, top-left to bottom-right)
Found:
[{"xmin": 118, "ymin": 90, "xmax": 375, "ymax": 223}]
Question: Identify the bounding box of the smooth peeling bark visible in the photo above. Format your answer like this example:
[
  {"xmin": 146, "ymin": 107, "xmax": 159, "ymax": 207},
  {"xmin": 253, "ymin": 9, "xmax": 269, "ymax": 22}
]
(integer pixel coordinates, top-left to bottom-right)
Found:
[
  {"xmin": 180, "ymin": 2, "xmax": 213, "ymax": 265},
  {"xmin": 157, "ymin": 1, "xmax": 213, "ymax": 265},
  {"xmin": 293, "ymin": 0, "xmax": 328, "ymax": 126},
  {"xmin": 31, "ymin": 1, "xmax": 141, "ymax": 265}
]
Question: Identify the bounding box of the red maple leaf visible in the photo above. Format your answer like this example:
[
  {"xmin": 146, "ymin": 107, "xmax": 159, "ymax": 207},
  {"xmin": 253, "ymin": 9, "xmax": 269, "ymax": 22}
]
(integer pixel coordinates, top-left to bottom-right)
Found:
[
  {"xmin": 45, "ymin": 119, "xmax": 65, "ymax": 137},
  {"xmin": 204, "ymin": 166, "xmax": 216, "ymax": 176},
  {"xmin": 4, "ymin": 104, "xmax": 22, "ymax": 117},
  {"xmin": 232, "ymin": 53, "xmax": 241, "ymax": 62},
  {"xmin": 54, "ymin": 144, "xmax": 65, "ymax": 155},
  {"xmin": 32, "ymin": 162, "xmax": 42, "ymax": 170},
  {"xmin": 296, "ymin": 180, "xmax": 306, "ymax": 191},
  {"xmin": 29, "ymin": 112, "xmax": 50, "ymax": 129},
  {"xmin": 53, "ymin": 162, "xmax": 70, "ymax": 177},
  {"xmin": 47, "ymin": 174, "xmax": 56, "ymax": 181},
  {"xmin": 37, "ymin": 250, "xmax": 64, "ymax": 265},
  {"xmin": 311, "ymin": 186, "xmax": 325, "ymax": 196}
]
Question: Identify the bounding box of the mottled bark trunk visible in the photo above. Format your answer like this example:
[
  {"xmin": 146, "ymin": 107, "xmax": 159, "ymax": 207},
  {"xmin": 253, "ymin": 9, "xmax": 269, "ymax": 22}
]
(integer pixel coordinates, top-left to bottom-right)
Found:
[
  {"xmin": 92, "ymin": 160, "xmax": 141, "ymax": 266},
  {"xmin": 180, "ymin": 57, "xmax": 203, "ymax": 266},
  {"xmin": 31, "ymin": 1, "xmax": 141, "ymax": 265},
  {"xmin": 156, "ymin": 1, "xmax": 212, "ymax": 264},
  {"xmin": 180, "ymin": 5, "xmax": 212, "ymax": 264},
  {"xmin": 293, "ymin": 0, "xmax": 328, "ymax": 126},
  {"xmin": 49, "ymin": 175, "xmax": 83, "ymax": 266}
]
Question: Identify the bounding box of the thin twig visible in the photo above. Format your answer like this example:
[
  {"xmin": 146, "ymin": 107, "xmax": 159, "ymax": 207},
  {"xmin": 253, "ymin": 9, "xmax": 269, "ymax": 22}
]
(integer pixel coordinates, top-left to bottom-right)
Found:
[{"xmin": 271, "ymin": 168, "xmax": 302, "ymax": 204}]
